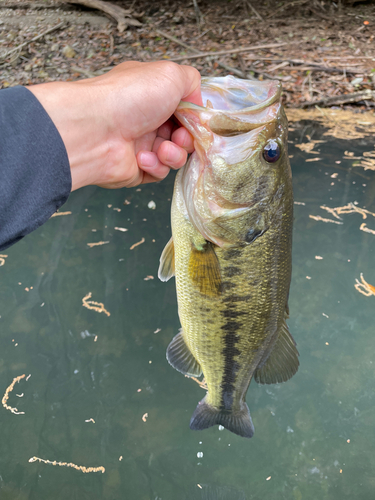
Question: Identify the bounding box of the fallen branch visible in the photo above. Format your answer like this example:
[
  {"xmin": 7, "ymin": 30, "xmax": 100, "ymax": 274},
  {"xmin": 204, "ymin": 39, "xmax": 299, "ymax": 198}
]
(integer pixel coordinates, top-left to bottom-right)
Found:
[
  {"xmin": 302, "ymin": 90, "xmax": 375, "ymax": 107},
  {"xmin": 63, "ymin": 0, "xmax": 142, "ymax": 32},
  {"xmin": 0, "ymin": 21, "xmax": 66, "ymax": 62},
  {"xmin": 167, "ymin": 42, "xmax": 287, "ymax": 62}
]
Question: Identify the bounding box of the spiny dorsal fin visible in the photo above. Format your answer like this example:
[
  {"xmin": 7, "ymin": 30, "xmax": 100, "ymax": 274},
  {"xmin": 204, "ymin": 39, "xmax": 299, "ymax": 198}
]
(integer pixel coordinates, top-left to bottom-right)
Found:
[
  {"xmin": 166, "ymin": 329, "xmax": 202, "ymax": 377},
  {"xmin": 188, "ymin": 241, "xmax": 221, "ymax": 297},
  {"xmin": 158, "ymin": 237, "xmax": 175, "ymax": 282},
  {"xmin": 254, "ymin": 320, "xmax": 299, "ymax": 385}
]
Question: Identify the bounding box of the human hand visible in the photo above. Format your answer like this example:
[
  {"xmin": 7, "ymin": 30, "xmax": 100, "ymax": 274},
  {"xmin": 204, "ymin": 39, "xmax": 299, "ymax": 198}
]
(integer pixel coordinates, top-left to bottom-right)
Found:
[{"xmin": 28, "ymin": 61, "xmax": 202, "ymax": 190}]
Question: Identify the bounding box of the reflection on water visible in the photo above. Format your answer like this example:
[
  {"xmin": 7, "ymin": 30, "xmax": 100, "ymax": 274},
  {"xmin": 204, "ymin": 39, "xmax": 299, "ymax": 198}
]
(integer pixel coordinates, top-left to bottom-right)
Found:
[{"xmin": 0, "ymin": 123, "xmax": 374, "ymax": 500}]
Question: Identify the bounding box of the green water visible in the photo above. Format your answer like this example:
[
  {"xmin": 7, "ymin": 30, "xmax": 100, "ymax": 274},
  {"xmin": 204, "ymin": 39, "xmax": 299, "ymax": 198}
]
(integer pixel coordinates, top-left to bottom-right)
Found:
[{"xmin": 0, "ymin": 123, "xmax": 374, "ymax": 500}]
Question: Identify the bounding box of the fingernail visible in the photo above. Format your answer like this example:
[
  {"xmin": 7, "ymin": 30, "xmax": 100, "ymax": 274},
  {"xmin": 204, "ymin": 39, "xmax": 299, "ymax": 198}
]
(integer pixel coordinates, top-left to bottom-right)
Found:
[
  {"xmin": 166, "ymin": 144, "xmax": 183, "ymax": 165},
  {"xmin": 139, "ymin": 152, "xmax": 158, "ymax": 169}
]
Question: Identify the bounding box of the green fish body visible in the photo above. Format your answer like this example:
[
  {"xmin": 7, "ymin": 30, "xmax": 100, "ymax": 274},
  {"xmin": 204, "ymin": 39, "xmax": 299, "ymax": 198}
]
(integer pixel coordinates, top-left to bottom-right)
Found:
[{"xmin": 159, "ymin": 76, "xmax": 298, "ymax": 438}]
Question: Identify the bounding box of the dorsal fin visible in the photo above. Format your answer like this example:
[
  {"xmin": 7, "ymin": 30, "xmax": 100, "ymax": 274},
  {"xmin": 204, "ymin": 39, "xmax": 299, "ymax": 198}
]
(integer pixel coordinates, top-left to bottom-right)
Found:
[
  {"xmin": 167, "ymin": 329, "xmax": 202, "ymax": 377},
  {"xmin": 188, "ymin": 241, "xmax": 221, "ymax": 297},
  {"xmin": 254, "ymin": 320, "xmax": 299, "ymax": 384},
  {"xmin": 158, "ymin": 237, "xmax": 175, "ymax": 282}
]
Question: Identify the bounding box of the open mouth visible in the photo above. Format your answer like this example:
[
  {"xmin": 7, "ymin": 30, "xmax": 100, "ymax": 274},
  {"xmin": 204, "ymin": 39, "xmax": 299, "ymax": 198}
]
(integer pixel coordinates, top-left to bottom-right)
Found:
[{"xmin": 176, "ymin": 75, "xmax": 282, "ymax": 137}]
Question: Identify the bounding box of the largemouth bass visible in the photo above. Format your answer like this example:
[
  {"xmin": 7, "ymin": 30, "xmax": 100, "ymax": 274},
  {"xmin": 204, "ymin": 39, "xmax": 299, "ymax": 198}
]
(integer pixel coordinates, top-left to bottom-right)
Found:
[{"xmin": 158, "ymin": 75, "xmax": 298, "ymax": 438}]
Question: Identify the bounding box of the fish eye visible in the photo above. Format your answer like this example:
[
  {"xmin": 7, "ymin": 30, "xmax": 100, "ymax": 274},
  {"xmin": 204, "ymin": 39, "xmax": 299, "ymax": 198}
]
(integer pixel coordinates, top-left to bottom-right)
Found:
[{"xmin": 263, "ymin": 140, "xmax": 281, "ymax": 163}]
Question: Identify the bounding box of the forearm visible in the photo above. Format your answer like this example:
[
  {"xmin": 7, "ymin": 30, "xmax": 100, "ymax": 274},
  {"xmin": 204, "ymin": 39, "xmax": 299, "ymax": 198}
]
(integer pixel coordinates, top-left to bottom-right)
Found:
[{"xmin": 0, "ymin": 86, "xmax": 71, "ymax": 251}]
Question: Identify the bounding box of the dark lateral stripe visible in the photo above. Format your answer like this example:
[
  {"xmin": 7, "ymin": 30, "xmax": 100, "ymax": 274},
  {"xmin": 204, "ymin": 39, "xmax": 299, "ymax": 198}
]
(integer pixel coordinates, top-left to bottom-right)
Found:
[
  {"xmin": 220, "ymin": 281, "xmax": 236, "ymax": 293},
  {"xmin": 222, "ymin": 294, "xmax": 252, "ymax": 303},
  {"xmin": 222, "ymin": 309, "xmax": 246, "ymax": 319},
  {"xmin": 223, "ymin": 249, "xmax": 243, "ymax": 260},
  {"xmin": 224, "ymin": 266, "xmax": 243, "ymax": 278},
  {"xmin": 220, "ymin": 317, "xmax": 242, "ymax": 410}
]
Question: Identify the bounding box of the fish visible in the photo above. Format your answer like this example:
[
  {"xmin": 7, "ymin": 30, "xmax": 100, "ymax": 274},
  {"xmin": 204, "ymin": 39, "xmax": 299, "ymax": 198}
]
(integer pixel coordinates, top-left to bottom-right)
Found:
[{"xmin": 158, "ymin": 75, "xmax": 298, "ymax": 438}]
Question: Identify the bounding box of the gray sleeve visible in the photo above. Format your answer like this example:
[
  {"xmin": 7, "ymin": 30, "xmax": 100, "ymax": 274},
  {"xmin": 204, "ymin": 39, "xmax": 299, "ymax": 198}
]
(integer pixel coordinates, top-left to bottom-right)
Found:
[{"xmin": 0, "ymin": 86, "xmax": 71, "ymax": 251}]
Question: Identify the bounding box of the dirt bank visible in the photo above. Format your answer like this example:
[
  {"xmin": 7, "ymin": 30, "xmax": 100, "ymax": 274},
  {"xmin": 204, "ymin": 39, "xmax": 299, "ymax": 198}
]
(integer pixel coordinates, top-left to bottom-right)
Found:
[{"xmin": 1, "ymin": 0, "xmax": 375, "ymax": 110}]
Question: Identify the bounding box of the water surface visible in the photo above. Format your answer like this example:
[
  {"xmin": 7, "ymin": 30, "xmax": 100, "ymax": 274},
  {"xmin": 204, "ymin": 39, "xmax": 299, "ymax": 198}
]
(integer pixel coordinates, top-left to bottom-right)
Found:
[{"xmin": 0, "ymin": 123, "xmax": 374, "ymax": 500}]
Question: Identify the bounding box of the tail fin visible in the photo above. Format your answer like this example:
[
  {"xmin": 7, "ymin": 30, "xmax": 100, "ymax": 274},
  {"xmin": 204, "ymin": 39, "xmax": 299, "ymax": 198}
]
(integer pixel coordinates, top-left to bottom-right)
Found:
[{"xmin": 190, "ymin": 397, "xmax": 254, "ymax": 438}]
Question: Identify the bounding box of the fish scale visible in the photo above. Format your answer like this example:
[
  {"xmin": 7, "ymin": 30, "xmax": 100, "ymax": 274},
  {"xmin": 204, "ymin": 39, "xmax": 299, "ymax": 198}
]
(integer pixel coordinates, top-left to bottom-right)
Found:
[{"xmin": 158, "ymin": 75, "xmax": 299, "ymax": 438}]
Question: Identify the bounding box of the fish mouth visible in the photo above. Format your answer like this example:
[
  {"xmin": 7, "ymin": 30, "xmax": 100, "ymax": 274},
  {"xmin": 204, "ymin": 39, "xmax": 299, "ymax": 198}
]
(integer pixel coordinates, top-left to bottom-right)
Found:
[{"xmin": 177, "ymin": 75, "xmax": 282, "ymax": 137}]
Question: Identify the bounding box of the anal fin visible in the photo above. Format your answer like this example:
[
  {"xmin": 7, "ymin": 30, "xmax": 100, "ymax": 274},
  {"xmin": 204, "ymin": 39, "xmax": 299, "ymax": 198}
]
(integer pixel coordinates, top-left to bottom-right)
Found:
[
  {"xmin": 254, "ymin": 320, "xmax": 299, "ymax": 385},
  {"xmin": 158, "ymin": 237, "xmax": 175, "ymax": 282},
  {"xmin": 166, "ymin": 329, "xmax": 202, "ymax": 377}
]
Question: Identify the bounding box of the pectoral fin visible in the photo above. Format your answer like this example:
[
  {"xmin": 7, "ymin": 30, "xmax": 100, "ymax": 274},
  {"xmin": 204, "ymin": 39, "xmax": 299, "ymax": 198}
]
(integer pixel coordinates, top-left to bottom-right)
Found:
[
  {"xmin": 254, "ymin": 321, "xmax": 299, "ymax": 384},
  {"xmin": 167, "ymin": 329, "xmax": 202, "ymax": 377},
  {"xmin": 188, "ymin": 241, "xmax": 221, "ymax": 297},
  {"xmin": 158, "ymin": 237, "xmax": 175, "ymax": 282}
]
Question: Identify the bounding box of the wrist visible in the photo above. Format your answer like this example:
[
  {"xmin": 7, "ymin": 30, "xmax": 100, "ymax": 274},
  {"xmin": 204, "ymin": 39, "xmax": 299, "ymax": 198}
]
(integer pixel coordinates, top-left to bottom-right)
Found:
[{"xmin": 27, "ymin": 80, "xmax": 111, "ymax": 191}]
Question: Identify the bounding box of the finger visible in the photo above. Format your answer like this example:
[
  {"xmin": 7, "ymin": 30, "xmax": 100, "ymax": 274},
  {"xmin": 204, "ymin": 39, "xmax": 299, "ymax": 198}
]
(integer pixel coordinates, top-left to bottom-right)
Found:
[
  {"xmin": 134, "ymin": 131, "xmax": 157, "ymax": 155},
  {"xmin": 157, "ymin": 120, "xmax": 174, "ymax": 140},
  {"xmin": 156, "ymin": 141, "xmax": 188, "ymax": 169},
  {"xmin": 179, "ymin": 65, "xmax": 203, "ymax": 106},
  {"xmin": 152, "ymin": 136, "xmax": 165, "ymax": 153},
  {"xmin": 171, "ymin": 127, "xmax": 195, "ymax": 153},
  {"xmin": 137, "ymin": 151, "xmax": 172, "ymax": 181}
]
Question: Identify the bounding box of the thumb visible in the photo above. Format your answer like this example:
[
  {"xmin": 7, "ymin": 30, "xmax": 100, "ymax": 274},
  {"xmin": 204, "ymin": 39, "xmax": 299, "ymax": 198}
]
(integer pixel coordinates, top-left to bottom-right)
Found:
[{"xmin": 179, "ymin": 65, "xmax": 203, "ymax": 107}]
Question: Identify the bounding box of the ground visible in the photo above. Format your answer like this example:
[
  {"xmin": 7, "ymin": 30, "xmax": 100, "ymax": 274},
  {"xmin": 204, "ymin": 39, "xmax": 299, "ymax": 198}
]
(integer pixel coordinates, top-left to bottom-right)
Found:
[{"xmin": 0, "ymin": 0, "xmax": 375, "ymax": 110}]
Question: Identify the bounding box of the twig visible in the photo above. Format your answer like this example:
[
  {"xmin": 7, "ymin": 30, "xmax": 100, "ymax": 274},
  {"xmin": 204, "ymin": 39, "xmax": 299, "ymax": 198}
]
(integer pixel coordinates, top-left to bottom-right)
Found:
[
  {"xmin": 166, "ymin": 42, "xmax": 287, "ymax": 62},
  {"xmin": 29, "ymin": 456, "xmax": 105, "ymax": 474},
  {"xmin": 268, "ymin": 0, "xmax": 310, "ymax": 17},
  {"xmin": 82, "ymin": 292, "xmax": 110, "ymax": 316},
  {"xmin": 155, "ymin": 30, "xmax": 290, "ymax": 80},
  {"xmin": 156, "ymin": 29, "xmax": 254, "ymax": 77},
  {"xmin": 267, "ymin": 60, "xmax": 290, "ymax": 72},
  {"xmin": 129, "ymin": 237, "xmax": 145, "ymax": 250},
  {"xmin": 87, "ymin": 241, "xmax": 109, "ymax": 247},
  {"xmin": 280, "ymin": 65, "xmax": 360, "ymax": 75},
  {"xmin": 2, "ymin": 374, "xmax": 26, "ymax": 415},
  {"xmin": 237, "ymin": 53, "xmax": 248, "ymax": 76},
  {"xmin": 302, "ymin": 90, "xmax": 375, "ymax": 107},
  {"xmin": 360, "ymin": 223, "xmax": 375, "ymax": 235},
  {"xmin": 192, "ymin": 0, "xmax": 202, "ymax": 28},
  {"xmin": 246, "ymin": 0, "xmax": 264, "ymax": 21},
  {"xmin": 309, "ymin": 215, "xmax": 343, "ymax": 225},
  {"xmin": 70, "ymin": 66, "xmax": 97, "ymax": 78},
  {"xmin": 0, "ymin": 21, "xmax": 66, "ymax": 62},
  {"xmin": 355, "ymin": 273, "xmax": 375, "ymax": 296},
  {"xmin": 308, "ymin": 5, "xmax": 333, "ymax": 21}
]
